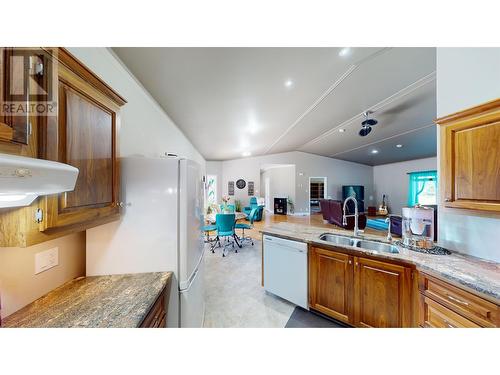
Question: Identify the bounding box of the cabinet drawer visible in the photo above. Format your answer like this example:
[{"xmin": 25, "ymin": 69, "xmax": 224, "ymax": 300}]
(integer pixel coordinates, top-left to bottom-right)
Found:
[
  {"xmin": 419, "ymin": 273, "xmax": 498, "ymax": 327},
  {"xmin": 421, "ymin": 296, "xmax": 480, "ymax": 328},
  {"xmin": 140, "ymin": 288, "xmax": 166, "ymax": 328}
]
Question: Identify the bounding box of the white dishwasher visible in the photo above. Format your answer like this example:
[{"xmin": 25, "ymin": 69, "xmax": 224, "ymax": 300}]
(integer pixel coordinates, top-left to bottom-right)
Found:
[{"xmin": 263, "ymin": 235, "xmax": 308, "ymax": 309}]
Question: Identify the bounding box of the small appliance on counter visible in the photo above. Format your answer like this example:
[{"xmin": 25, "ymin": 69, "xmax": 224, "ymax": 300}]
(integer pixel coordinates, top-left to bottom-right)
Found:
[{"xmin": 402, "ymin": 205, "xmax": 434, "ymax": 249}]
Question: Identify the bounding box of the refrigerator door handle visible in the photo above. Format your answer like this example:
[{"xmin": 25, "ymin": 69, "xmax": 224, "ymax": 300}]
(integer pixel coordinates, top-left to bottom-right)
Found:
[{"xmin": 180, "ymin": 252, "xmax": 204, "ymax": 292}]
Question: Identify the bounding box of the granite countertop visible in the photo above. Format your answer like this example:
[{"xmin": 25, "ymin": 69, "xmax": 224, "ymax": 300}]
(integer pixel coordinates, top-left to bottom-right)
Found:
[
  {"xmin": 3, "ymin": 272, "xmax": 172, "ymax": 328},
  {"xmin": 261, "ymin": 222, "xmax": 500, "ymax": 303}
]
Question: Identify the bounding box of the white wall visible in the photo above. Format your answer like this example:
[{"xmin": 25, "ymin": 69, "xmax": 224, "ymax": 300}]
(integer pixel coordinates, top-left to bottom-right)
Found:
[
  {"xmin": 436, "ymin": 47, "xmax": 500, "ymax": 262},
  {"xmin": 67, "ymin": 48, "xmax": 205, "ymax": 166},
  {"xmin": 215, "ymin": 151, "xmax": 374, "ymax": 213},
  {"xmin": 0, "ymin": 232, "xmax": 85, "ymax": 319},
  {"xmin": 260, "ymin": 166, "xmax": 296, "ymax": 211},
  {"xmin": 67, "ymin": 48, "xmax": 206, "ymax": 279},
  {"xmin": 373, "ymin": 157, "xmax": 437, "ymax": 215}
]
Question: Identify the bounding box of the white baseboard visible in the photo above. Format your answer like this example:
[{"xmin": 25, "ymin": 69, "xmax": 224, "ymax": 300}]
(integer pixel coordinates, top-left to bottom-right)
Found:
[{"xmin": 290, "ymin": 212, "xmax": 309, "ymax": 216}]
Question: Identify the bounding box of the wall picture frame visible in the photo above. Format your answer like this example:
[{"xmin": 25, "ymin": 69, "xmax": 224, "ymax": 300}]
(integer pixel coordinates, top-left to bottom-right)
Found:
[{"xmin": 248, "ymin": 181, "xmax": 254, "ymax": 196}]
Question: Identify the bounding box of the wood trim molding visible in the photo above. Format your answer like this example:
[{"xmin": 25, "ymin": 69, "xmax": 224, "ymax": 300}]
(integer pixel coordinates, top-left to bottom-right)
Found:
[
  {"xmin": 42, "ymin": 47, "xmax": 127, "ymax": 107},
  {"xmin": 435, "ymin": 98, "xmax": 500, "ymax": 125},
  {"xmin": 264, "ymin": 64, "xmax": 358, "ymax": 154},
  {"xmin": 330, "ymin": 122, "xmax": 434, "ymax": 157},
  {"xmin": 306, "ymin": 71, "xmax": 437, "ymax": 150},
  {"xmin": 0, "ymin": 121, "xmax": 14, "ymax": 141}
]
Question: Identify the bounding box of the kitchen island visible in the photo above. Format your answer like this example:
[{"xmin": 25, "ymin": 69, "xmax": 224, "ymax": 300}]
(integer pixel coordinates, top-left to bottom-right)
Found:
[
  {"xmin": 2, "ymin": 272, "xmax": 172, "ymax": 328},
  {"xmin": 261, "ymin": 222, "xmax": 500, "ymax": 327}
]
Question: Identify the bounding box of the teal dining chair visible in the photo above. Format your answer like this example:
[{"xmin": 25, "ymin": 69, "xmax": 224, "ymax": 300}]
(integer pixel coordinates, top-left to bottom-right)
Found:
[
  {"xmin": 219, "ymin": 204, "xmax": 235, "ymax": 213},
  {"xmin": 235, "ymin": 207, "xmax": 257, "ymax": 246},
  {"xmin": 211, "ymin": 213, "xmax": 240, "ymax": 256},
  {"xmin": 201, "ymin": 215, "xmax": 217, "ymax": 243}
]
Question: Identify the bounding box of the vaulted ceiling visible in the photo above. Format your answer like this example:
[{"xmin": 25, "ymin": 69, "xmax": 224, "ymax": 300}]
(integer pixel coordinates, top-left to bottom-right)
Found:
[{"xmin": 113, "ymin": 47, "xmax": 436, "ymax": 165}]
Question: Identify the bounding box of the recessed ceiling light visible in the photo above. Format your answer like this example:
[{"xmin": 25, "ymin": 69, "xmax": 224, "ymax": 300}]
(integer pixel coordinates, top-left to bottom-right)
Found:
[
  {"xmin": 284, "ymin": 79, "xmax": 294, "ymax": 88},
  {"xmin": 371, "ymin": 149, "xmax": 379, "ymax": 154},
  {"xmin": 338, "ymin": 128, "xmax": 346, "ymax": 133},
  {"xmin": 396, "ymin": 144, "xmax": 403, "ymax": 148},
  {"xmin": 242, "ymin": 151, "xmax": 251, "ymax": 157},
  {"xmin": 339, "ymin": 47, "xmax": 351, "ymax": 57}
]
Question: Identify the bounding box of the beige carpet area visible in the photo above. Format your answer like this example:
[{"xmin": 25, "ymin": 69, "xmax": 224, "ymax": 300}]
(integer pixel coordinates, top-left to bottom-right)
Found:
[{"xmin": 203, "ymin": 239, "xmax": 295, "ymax": 328}]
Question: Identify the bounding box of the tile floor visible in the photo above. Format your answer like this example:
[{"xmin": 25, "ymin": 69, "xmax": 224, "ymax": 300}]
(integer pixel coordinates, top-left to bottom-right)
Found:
[{"xmin": 203, "ymin": 239, "xmax": 295, "ymax": 327}]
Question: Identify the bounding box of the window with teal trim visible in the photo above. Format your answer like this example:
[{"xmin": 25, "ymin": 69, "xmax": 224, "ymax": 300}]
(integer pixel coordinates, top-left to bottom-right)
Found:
[{"xmin": 408, "ymin": 170, "xmax": 437, "ymax": 206}]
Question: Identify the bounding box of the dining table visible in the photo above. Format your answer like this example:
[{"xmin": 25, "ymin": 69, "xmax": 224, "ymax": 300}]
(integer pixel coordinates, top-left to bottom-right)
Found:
[{"xmin": 206, "ymin": 211, "xmax": 247, "ymax": 224}]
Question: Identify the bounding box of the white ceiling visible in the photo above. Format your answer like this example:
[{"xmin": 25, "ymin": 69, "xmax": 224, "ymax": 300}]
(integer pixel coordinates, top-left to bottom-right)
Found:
[{"xmin": 113, "ymin": 47, "xmax": 436, "ymax": 165}]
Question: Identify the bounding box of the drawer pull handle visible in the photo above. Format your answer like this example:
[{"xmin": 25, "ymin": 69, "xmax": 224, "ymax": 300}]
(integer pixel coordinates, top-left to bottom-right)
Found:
[
  {"xmin": 447, "ymin": 295, "xmax": 469, "ymax": 306},
  {"xmin": 443, "ymin": 320, "xmax": 456, "ymax": 328}
]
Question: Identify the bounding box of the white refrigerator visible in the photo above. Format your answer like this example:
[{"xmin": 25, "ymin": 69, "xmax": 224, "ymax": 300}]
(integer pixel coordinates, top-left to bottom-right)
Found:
[{"xmin": 86, "ymin": 156, "xmax": 205, "ymax": 328}]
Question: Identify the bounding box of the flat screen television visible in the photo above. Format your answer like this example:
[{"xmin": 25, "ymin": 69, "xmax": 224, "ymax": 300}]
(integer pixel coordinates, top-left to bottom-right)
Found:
[{"xmin": 342, "ymin": 185, "xmax": 364, "ymax": 214}]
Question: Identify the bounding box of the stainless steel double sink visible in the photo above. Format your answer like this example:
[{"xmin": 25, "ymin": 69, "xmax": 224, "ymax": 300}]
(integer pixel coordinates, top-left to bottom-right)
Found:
[{"xmin": 319, "ymin": 233, "xmax": 399, "ymax": 254}]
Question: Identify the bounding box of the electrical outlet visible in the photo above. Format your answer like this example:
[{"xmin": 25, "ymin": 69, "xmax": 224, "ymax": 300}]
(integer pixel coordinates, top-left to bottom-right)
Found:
[{"xmin": 35, "ymin": 247, "xmax": 59, "ymax": 274}]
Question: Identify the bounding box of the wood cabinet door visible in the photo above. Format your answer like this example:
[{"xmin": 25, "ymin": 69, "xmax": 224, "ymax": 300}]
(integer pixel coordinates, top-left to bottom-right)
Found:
[
  {"xmin": 40, "ymin": 67, "xmax": 120, "ymax": 232},
  {"xmin": 353, "ymin": 257, "xmax": 411, "ymax": 328},
  {"xmin": 437, "ymin": 99, "xmax": 500, "ymax": 212},
  {"xmin": 1, "ymin": 48, "xmax": 29, "ymax": 145},
  {"xmin": 309, "ymin": 247, "xmax": 353, "ymax": 324}
]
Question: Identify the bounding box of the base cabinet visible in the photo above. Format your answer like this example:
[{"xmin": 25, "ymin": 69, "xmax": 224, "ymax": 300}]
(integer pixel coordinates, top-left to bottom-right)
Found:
[
  {"xmin": 140, "ymin": 287, "xmax": 167, "ymax": 328},
  {"xmin": 309, "ymin": 247, "xmax": 353, "ymax": 324},
  {"xmin": 309, "ymin": 246, "xmax": 413, "ymax": 328},
  {"xmin": 420, "ymin": 296, "xmax": 480, "ymax": 328},
  {"xmin": 419, "ymin": 273, "xmax": 499, "ymax": 328},
  {"xmin": 353, "ymin": 257, "xmax": 412, "ymax": 328}
]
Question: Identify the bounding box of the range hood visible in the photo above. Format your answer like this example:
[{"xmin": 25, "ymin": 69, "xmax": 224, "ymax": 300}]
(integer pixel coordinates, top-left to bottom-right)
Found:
[{"xmin": 0, "ymin": 153, "xmax": 79, "ymax": 208}]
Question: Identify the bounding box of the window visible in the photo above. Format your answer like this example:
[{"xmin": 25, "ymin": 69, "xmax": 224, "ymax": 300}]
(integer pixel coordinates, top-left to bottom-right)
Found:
[
  {"xmin": 408, "ymin": 170, "xmax": 437, "ymax": 206},
  {"xmin": 206, "ymin": 175, "xmax": 217, "ymax": 206}
]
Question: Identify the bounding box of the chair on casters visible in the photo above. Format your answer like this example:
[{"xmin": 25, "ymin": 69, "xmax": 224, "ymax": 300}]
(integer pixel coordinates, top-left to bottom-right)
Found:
[
  {"xmin": 235, "ymin": 207, "xmax": 257, "ymax": 246},
  {"xmin": 201, "ymin": 219, "xmax": 217, "ymax": 243},
  {"xmin": 211, "ymin": 213, "xmax": 240, "ymax": 257}
]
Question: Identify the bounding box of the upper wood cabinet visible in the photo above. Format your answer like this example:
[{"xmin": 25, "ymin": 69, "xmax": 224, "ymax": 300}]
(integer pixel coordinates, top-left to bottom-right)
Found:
[
  {"xmin": 308, "ymin": 246, "xmax": 413, "ymax": 328},
  {"xmin": 0, "ymin": 47, "xmax": 30, "ymax": 145},
  {"xmin": 0, "ymin": 47, "xmax": 52, "ymax": 157},
  {"xmin": 39, "ymin": 58, "xmax": 121, "ymax": 232},
  {"xmin": 435, "ymin": 99, "xmax": 500, "ymax": 212},
  {"xmin": 0, "ymin": 48, "xmax": 126, "ymax": 246}
]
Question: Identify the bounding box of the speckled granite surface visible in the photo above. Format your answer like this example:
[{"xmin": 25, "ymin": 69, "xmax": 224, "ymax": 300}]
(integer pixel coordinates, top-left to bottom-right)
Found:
[
  {"xmin": 261, "ymin": 223, "xmax": 500, "ymax": 303},
  {"xmin": 3, "ymin": 272, "xmax": 172, "ymax": 328}
]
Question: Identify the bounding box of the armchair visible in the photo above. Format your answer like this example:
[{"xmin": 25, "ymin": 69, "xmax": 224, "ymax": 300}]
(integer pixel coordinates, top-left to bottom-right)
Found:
[{"xmin": 243, "ymin": 197, "xmax": 264, "ymax": 221}]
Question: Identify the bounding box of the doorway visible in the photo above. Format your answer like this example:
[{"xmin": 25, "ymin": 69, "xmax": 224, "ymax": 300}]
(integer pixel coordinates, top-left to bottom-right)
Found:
[
  {"xmin": 264, "ymin": 177, "xmax": 271, "ymax": 212},
  {"xmin": 309, "ymin": 177, "xmax": 327, "ymax": 214}
]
